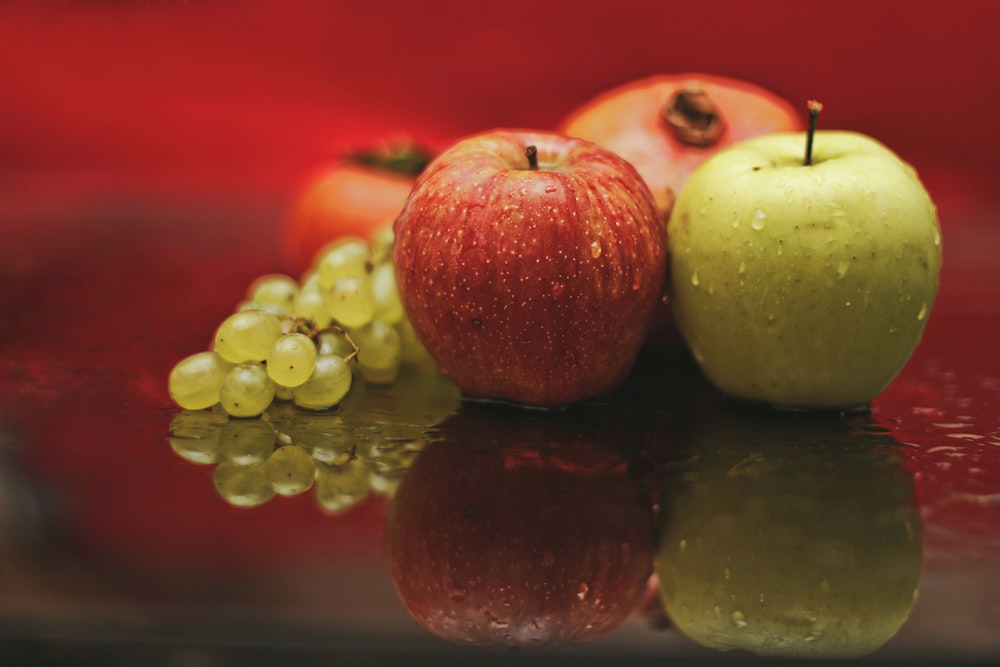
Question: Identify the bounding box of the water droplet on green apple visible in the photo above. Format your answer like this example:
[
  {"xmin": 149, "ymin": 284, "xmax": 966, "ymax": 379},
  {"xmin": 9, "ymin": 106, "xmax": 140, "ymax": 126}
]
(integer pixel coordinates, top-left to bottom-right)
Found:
[
  {"xmin": 917, "ymin": 302, "xmax": 928, "ymax": 321},
  {"xmin": 934, "ymin": 229, "xmax": 942, "ymax": 247},
  {"xmin": 751, "ymin": 208, "xmax": 767, "ymax": 230},
  {"xmin": 690, "ymin": 272, "xmax": 700, "ymax": 287},
  {"xmin": 732, "ymin": 217, "xmax": 740, "ymax": 229},
  {"xmin": 731, "ymin": 610, "xmax": 748, "ymax": 628},
  {"xmin": 738, "ymin": 262, "xmax": 747, "ymax": 275},
  {"xmin": 836, "ymin": 260, "xmax": 850, "ymax": 279}
]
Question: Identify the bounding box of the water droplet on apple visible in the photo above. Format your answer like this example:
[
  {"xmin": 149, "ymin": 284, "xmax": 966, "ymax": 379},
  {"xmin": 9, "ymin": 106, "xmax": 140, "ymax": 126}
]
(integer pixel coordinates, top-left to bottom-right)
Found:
[
  {"xmin": 731, "ymin": 610, "xmax": 748, "ymax": 628},
  {"xmin": 917, "ymin": 302, "xmax": 928, "ymax": 321},
  {"xmin": 631, "ymin": 278, "xmax": 641, "ymax": 291},
  {"xmin": 836, "ymin": 260, "xmax": 850, "ymax": 279},
  {"xmin": 544, "ymin": 185, "xmax": 557, "ymax": 193},
  {"xmin": 590, "ymin": 241, "xmax": 602, "ymax": 258},
  {"xmin": 551, "ymin": 282, "xmax": 566, "ymax": 299},
  {"xmin": 751, "ymin": 208, "xmax": 767, "ymax": 230},
  {"xmin": 690, "ymin": 272, "xmax": 700, "ymax": 287},
  {"xmin": 732, "ymin": 217, "xmax": 740, "ymax": 229},
  {"xmin": 577, "ymin": 582, "xmax": 589, "ymax": 601},
  {"xmin": 679, "ymin": 538, "xmax": 687, "ymax": 551},
  {"xmin": 934, "ymin": 229, "xmax": 942, "ymax": 247},
  {"xmin": 738, "ymin": 262, "xmax": 746, "ymax": 275}
]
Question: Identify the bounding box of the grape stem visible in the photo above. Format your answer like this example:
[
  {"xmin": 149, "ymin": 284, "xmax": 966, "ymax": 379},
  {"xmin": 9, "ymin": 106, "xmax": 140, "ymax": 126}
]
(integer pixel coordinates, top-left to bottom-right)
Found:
[{"xmin": 294, "ymin": 317, "xmax": 360, "ymax": 362}]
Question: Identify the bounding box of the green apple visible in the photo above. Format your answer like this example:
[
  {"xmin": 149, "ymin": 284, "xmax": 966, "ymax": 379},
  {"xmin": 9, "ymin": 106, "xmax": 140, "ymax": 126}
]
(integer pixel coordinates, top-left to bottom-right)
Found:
[
  {"xmin": 667, "ymin": 107, "xmax": 942, "ymax": 409},
  {"xmin": 655, "ymin": 408, "xmax": 923, "ymax": 658}
]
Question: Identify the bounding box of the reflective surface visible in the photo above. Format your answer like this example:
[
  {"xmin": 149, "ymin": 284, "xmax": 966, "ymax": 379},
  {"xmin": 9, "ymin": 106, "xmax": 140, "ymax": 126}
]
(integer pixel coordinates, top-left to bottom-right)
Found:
[{"xmin": 2, "ymin": 3, "xmax": 1000, "ymax": 664}]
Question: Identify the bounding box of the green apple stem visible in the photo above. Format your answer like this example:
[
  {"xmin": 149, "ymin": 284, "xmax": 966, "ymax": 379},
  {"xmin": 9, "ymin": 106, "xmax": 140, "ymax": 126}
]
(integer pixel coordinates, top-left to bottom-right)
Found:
[
  {"xmin": 804, "ymin": 100, "xmax": 823, "ymax": 166},
  {"xmin": 525, "ymin": 145, "xmax": 539, "ymax": 170}
]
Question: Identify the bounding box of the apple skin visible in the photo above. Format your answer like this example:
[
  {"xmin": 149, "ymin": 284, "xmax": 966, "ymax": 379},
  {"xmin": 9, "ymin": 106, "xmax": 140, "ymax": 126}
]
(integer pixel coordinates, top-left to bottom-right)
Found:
[
  {"xmin": 392, "ymin": 129, "xmax": 666, "ymax": 408},
  {"xmin": 655, "ymin": 408, "xmax": 923, "ymax": 658},
  {"xmin": 385, "ymin": 405, "xmax": 656, "ymax": 646},
  {"xmin": 559, "ymin": 73, "xmax": 802, "ymax": 222},
  {"xmin": 667, "ymin": 130, "xmax": 942, "ymax": 410}
]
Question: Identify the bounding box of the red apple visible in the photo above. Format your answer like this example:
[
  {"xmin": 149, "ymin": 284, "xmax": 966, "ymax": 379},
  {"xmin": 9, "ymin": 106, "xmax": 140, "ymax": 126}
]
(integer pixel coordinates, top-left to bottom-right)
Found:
[
  {"xmin": 385, "ymin": 405, "xmax": 656, "ymax": 646},
  {"xmin": 392, "ymin": 129, "xmax": 666, "ymax": 408}
]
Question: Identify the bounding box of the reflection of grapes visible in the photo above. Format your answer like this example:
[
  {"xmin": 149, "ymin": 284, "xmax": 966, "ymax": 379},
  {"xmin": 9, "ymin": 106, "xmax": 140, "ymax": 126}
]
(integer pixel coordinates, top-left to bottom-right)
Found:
[
  {"xmin": 166, "ymin": 362, "xmax": 462, "ymax": 510},
  {"xmin": 167, "ymin": 225, "xmax": 434, "ymax": 417}
]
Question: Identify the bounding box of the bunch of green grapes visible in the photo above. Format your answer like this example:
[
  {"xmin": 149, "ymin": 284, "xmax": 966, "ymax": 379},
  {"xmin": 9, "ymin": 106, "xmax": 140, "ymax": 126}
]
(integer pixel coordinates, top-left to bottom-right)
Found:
[{"xmin": 168, "ymin": 229, "xmax": 430, "ymax": 417}]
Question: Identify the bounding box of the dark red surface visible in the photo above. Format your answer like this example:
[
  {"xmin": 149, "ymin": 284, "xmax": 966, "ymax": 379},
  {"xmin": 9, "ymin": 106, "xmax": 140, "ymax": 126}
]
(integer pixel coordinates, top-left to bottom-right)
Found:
[{"xmin": 1, "ymin": 0, "xmax": 998, "ymax": 659}]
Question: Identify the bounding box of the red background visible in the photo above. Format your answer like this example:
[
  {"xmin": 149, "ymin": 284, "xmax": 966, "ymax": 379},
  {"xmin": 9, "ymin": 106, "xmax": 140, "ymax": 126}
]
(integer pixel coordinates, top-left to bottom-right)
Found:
[{"xmin": 2, "ymin": 0, "xmax": 998, "ymax": 227}]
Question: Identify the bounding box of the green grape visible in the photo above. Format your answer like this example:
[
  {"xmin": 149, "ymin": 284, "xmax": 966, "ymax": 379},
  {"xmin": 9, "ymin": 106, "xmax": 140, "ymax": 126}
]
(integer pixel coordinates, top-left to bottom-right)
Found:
[
  {"xmin": 293, "ymin": 354, "xmax": 352, "ymax": 410},
  {"xmin": 219, "ymin": 418, "xmax": 277, "ymax": 464},
  {"xmin": 265, "ymin": 444, "xmax": 316, "ymax": 496},
  {"xmin": 351, "ymin": 319, "xmax": 401, "ymax": 384},
  {"xmin": 266, "ymin": 332, "xmax": 318, "ymax": 387},
  {"xmin": 214, "ymin": 309, "xmax": 284, "ymax": 363},
  {"xmin": 248, "ymin": 273, "xmax": 299, "ymax": 311},
  {"xmin": 274, "ymin": 383, "xmax": 295, "ymax": 402},
  {"xmin": 396, "ymin": 317, "xmax": 433, "ymax": 366},
  {"xmin": 314, "ymin": 458, "xmax": 372, "ymax": 513},
  {"xmin": 316, "ymin": 329, "xmax": 356, "ymax": 358},
  {"xmin": 235, "ymin": 299, "xmax": 291, "ymax": 317},
  {"xmin": 371, "ymin": 262, "xmax": 404, "ymax": 324},
  {"xmin": 168, "ymin": 410, "xmax": 229, "ymax": 464},
  {"xmin": 327, "ymin": 276, "xmax": 376, "ymax": 328},
  {"xmin": 219, "ymin": 362, "xmax": 276, "ymax": 417},
  {"xmin": 293, "ymin": 275, "xmax": 332, "ymax": 327},
  {"xmin": 168, "ymin": 351, "xmax": 234, "ymax": 410},
  {"xmin": 316, "ymin": 237, "xmax": 371, "ymax": 287},
  {"xmin": 213, "ymin": 461, "xmax": 275, "ymax": 508},
  {"xmin": 369, "ymin": 224, "xmax": 394, "ymax": 266}
]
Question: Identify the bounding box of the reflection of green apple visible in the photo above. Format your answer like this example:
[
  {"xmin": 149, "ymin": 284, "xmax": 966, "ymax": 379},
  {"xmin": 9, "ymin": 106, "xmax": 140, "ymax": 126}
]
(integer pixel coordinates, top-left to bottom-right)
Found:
[
  {"xmin": 655, "ymin": 409, "xmax": 922, "ymax": 658},
  {"xmin": 667, "ymin": 108, "xmax": 942, "ymax": 409}
]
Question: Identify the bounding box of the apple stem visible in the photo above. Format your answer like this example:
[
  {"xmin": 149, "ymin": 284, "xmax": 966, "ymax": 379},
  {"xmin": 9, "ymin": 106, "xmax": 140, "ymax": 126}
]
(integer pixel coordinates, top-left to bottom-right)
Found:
[
  {"xmin": 525, "ymin": 145, "xmax": 539, "ymax": 170},
  {"xmin": 804, "ymin": 100, "xmax": 823, "ymax": 166}
]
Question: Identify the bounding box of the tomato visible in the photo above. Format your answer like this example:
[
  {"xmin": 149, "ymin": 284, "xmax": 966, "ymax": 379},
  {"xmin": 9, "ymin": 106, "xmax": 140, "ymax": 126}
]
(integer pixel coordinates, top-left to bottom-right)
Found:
[
  {"xmin": 283, "ymin": 143, "xmax": 433, "ymax": 271},
  {"xmin": 559, "ymin": 73, "xmax": 803, "ymax": 222}
]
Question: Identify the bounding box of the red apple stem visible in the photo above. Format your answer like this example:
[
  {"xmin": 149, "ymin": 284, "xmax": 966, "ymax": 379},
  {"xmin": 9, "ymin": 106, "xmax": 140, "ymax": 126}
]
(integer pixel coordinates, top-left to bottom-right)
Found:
[
  {"xmin": 804, "ymin": 99, "xmax": 823, "ymax": 166},
  {"xmin": 525, "ymin": 145, "xmax": 539, "ymax": 170}
]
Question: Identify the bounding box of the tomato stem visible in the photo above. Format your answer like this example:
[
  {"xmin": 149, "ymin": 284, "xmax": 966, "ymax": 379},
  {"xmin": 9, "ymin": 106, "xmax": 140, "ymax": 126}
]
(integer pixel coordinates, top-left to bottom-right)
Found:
[
  {"xmin": 525, "ymin": 145, "xmax": 539, "ymax": 170},
  {"xmin": 804, "ymin": 100, "xmax": 823, "ymax": 166}
]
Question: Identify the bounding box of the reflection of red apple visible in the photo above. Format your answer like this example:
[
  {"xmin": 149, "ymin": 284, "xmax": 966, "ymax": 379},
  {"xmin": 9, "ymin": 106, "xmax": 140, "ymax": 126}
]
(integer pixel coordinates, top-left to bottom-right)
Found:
[
  {"xmin": 385, "ymin": 405, "xmax": 656, "ymax": 645},
  {"xmin": 392, "ymin": 129, "xmax": 666, "ymax": 408}
]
